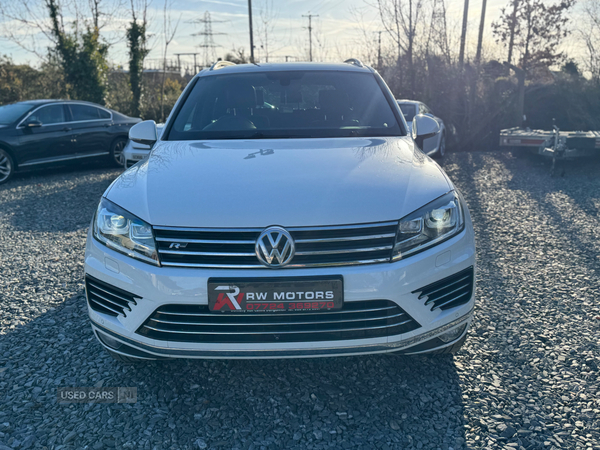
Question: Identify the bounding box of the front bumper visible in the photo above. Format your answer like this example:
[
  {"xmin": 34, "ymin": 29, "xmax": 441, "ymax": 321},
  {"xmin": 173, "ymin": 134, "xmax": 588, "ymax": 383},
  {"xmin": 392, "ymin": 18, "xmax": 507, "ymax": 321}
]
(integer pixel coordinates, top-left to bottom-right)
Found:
[{"xmin": 84, "ymin": 225, "xmax": 476, "ymax": 359}]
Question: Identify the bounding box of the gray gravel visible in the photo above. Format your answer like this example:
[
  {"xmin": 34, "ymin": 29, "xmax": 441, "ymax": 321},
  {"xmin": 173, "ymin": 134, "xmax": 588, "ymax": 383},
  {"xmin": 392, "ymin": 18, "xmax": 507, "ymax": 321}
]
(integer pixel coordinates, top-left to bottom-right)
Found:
[{"xmin": 0, "ymin": 154, "xmax": 599, "ymax": 450}]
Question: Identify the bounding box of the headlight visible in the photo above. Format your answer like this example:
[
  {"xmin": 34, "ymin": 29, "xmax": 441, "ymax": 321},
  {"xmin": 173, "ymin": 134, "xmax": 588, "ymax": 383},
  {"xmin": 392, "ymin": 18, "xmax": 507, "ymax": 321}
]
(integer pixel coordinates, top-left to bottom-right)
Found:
[
  {"xmin": 93, "ymin": 198, "xmax": 159, "ymax": 265},
  {"xmin": 393, "ymin": 191, "xmax": 465, "ymax": 260}
]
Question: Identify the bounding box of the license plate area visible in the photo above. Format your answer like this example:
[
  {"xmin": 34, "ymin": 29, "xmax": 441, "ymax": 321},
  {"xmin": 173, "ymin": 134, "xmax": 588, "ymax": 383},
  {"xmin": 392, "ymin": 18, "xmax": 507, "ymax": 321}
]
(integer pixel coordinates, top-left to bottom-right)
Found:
[{"xmin": 208, "ymin": 277, "xmax": 343, "ymax": 313}]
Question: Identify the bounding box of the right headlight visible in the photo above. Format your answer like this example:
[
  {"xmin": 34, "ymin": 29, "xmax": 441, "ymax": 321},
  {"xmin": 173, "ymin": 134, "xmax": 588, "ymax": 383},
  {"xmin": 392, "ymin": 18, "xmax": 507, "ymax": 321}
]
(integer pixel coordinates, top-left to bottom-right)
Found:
[
  {"xmin": 93, "ymin": 197, "xmax": 159, "ymax": 266},
  {"xmin": 392, "ymin": 191, "xmax": 465, "ymax": 260}
]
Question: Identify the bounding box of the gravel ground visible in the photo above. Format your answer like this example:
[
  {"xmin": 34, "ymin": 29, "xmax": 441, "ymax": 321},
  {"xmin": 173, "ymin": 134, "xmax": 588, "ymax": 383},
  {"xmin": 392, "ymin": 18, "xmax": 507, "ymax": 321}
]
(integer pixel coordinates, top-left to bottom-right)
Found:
[{"xmin": 0, "ymin": 153, "xmax": 599, "ymax": 450}]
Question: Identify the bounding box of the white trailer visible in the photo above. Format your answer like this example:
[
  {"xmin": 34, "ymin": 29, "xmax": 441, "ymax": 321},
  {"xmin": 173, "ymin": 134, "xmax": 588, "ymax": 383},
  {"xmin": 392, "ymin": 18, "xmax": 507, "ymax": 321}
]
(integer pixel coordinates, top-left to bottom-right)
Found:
[{"xmin": 499, "ymin": 127, "xmax": 600, "ymax": 174}]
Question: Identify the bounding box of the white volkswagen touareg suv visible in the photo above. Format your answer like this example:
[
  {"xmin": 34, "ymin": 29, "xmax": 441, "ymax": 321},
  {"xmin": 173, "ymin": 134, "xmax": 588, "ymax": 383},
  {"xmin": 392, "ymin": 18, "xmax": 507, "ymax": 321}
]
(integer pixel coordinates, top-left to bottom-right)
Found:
[{"xmin": 84, "ymin": 60, "xmax": 476, "ymax": 362}]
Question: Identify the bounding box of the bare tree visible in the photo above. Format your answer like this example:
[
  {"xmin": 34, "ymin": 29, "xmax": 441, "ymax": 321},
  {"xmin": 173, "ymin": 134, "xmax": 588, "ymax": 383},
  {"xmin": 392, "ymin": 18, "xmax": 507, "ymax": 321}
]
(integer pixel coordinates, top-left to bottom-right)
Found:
[
  {"xmin": 578, "ymin": 0, "xmax": 600, "ymax": 82},
  {"xmin": 256, "ymin": 0, "xmax": 278, "ymax": 62},
  {"xmin": 348, "ymin": 5, "xmax": 384, "ymax": 68},
  {"xmin": 493, "ymin": 0, "xmax": 574, "ymax": 72},
  {"xmin": 159, "ymin": 0, "xmax": 180, "ymax": 121},
  {"xmin": 493, "ymin": 0, "xmax": 574, "ymax": 126},
  {"xmin": 0, "ymin": 0, "xmax": 122, "ymax": 58},
  {"xmin": 375, "ymin": 0, "xmax": 428, "ymax": 94}
]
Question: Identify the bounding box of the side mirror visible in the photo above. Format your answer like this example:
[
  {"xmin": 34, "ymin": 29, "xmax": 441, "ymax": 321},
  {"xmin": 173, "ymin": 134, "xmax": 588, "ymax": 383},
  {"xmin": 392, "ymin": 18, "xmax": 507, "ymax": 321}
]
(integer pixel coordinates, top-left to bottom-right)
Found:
[
  {"xmin": 411, "ymin": 114, "xmax": 440, "ymax": 150},
  {"xmin": 24, "ymin": 119, "xmax": 42, "ymax": 128},
  {"xmin": 129, "ymin": 120, "xmax": 158, "ymax": 146}
]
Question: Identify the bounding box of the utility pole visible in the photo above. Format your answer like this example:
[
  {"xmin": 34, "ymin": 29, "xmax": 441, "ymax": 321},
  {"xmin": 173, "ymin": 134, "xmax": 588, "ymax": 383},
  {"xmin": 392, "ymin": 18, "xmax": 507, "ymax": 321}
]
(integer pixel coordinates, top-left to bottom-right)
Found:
[
  {"xmin": 475, "ymin": 0, "xmax": 487, "ymax": 64},
  {"xmin": 248, "ymin": 0, "xmax": 255, "ymax": 63},
  {"xmin": 302, "ymin": 13, "xmax": 319, "ymax": 62},
  {"xmin": 377, "ymin": 31, "xmax": 382, "ymax": 70},
  {"xmin": 458, "ymin": 0, "xmax": 469, "ymax": 64}
]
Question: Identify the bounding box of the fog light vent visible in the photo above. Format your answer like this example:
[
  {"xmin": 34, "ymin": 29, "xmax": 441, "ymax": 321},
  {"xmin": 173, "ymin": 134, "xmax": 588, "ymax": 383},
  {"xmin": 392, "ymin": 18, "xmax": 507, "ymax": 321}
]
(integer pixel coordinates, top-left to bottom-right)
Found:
[{"xmin": 412, "ymin": 266, "xmax": 474, "ymax": 311}]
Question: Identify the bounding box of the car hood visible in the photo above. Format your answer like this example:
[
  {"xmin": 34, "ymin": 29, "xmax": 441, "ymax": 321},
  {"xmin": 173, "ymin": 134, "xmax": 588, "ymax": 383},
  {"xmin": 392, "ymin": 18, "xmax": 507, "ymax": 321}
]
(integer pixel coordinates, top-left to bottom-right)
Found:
[{"xmin": 106, "ymin": 137, "xmax": 452, "ymax": 228}]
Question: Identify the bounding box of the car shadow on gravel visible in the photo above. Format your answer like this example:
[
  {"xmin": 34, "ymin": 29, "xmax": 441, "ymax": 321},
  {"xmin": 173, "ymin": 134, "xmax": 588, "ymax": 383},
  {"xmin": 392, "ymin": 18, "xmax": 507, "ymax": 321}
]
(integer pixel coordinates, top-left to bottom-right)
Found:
[
  {"xmin": 0, "ymin": 173, "xmax": 120, "ymax": 233},
  {"xmin": 0, "ymin": 293, "xmax": 468, "ymax": 450}
]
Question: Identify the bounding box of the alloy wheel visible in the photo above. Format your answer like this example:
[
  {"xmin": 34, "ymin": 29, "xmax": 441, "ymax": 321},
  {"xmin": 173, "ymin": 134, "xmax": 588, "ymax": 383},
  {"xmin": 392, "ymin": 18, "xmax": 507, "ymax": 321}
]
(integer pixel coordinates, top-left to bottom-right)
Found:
[
  {"xmin": 438, "ymin": 135, "xmax": 446, "ymax": 157},
  {"xmin": 0, "ymin": 150, "xmax": 13, "ymax": 184},
  {"xmin": 113, "ymin": 140, "xmax": 127, "ymax": 166}
]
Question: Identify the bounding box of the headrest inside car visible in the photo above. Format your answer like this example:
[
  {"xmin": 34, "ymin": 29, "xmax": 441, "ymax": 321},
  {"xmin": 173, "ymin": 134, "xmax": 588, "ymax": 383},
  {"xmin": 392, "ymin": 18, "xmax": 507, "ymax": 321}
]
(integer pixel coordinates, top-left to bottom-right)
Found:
[
  {"xmin": 225, "ymin": 85, "xmax": 257, "ymax": 109},
  {"xmin": 319, "ymin": 90, "xmax": 350, "ymax": 112}
]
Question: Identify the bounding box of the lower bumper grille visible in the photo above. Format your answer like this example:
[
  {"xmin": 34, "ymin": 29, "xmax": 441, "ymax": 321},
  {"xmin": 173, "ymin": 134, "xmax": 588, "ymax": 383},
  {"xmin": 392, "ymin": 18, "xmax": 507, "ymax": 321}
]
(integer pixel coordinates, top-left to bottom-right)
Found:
[
  {"xmin": 136, "ymin": 300, "xmax": 420, "ymax": 343},
  {"xmin": 85, "ymin": 275, "xmax": 139, "ymax": 317},
  {"xmin": 412, "ymin": 266, "xmax": 474, "ymax": 311}
]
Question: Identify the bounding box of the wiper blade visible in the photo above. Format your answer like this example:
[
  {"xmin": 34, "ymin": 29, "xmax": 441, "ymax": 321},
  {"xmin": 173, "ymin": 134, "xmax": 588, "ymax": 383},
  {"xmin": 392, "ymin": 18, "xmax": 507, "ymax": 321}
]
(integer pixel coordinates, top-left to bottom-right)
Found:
[{"xmin": 246, "ymin": 132, "xmax": 312, "ymax": 139}]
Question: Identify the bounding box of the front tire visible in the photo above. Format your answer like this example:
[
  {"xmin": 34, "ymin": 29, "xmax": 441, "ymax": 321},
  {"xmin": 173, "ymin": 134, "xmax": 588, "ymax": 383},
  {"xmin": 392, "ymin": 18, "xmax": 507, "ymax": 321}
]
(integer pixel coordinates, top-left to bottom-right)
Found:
[
  {"xmin": 110, "ymin": 138, "xmax": 128, "ymax": 167},
  {"xmin": 0, "ymin": 148, "xmax": 15, "ymax": 185}
]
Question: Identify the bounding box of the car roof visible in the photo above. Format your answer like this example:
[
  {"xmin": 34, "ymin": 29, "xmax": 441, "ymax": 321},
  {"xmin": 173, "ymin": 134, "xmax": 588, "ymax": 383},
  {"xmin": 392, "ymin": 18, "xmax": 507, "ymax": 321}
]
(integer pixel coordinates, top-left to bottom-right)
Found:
[
  {"xmin": 197, "ymin": 62, "xmax": 374, "ymax": 78},
  {"xmin": 16, "ymin": 99, "xmax": 109, "ymax": 107}
]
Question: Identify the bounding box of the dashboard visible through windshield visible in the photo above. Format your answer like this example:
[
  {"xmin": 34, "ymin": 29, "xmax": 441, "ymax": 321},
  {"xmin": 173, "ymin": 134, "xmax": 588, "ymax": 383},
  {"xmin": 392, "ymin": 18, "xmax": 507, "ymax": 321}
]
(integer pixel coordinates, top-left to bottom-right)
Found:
[{"xmin": 166, "ymin": 71, "xmax": 404, "ymax": 140}]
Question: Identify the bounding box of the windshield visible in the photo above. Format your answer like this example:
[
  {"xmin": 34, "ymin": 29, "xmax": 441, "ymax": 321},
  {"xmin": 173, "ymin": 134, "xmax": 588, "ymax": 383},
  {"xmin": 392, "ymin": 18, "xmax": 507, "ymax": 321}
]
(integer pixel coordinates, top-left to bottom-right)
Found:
[
  {"xmin": 167, "ymin": 71, "xmax": 403, "ymax": 140},
  {"xmin": 0, "ymin": 103, "xmax": 34, "ymax": 126},
  {"xmin": 398, "ymin": 103, "xmax": 417, "ymax": 122}
]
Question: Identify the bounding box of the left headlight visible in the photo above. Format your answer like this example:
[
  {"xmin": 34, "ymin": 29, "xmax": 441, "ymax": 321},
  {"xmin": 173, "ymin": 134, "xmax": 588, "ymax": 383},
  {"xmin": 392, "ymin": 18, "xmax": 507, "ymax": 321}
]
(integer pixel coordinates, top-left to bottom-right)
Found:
[
  {"xmin": 93, "ymin": 197, "xmax": 159, "ymax": 266},
  {"xmin": 393, "ymin": 191, "xmax": 465, "ymax": 260}
]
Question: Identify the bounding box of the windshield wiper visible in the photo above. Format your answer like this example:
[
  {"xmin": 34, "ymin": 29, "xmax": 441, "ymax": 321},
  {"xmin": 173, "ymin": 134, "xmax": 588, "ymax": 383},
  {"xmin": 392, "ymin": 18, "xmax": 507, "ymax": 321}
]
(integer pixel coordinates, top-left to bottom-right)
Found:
[{"xmin": 246, "ymin": 132, "xmax": 313, "ymax": 139}]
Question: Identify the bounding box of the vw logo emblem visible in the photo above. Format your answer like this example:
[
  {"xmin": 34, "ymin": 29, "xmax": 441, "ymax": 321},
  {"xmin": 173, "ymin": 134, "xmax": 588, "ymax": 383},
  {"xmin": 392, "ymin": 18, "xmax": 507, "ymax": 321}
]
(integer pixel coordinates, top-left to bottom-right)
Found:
[{"xmin": 255, "ymin": 226, "xmax": 295, "ymax": 268}]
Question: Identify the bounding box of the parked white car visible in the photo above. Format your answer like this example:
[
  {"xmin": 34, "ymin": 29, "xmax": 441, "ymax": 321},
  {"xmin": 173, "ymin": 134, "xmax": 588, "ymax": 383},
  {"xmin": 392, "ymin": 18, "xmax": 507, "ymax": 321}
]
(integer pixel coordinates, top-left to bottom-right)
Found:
[
  {"xmin": 84, "ymin": 60, "xmax": 476, "ymax": 362},
  {"xmin": 397, "ymin": 100, "xmax": 447, "ymax": 158},
  {"xmin": 122, "ymin": 124, "xmax": 165, "ymax": 168}
]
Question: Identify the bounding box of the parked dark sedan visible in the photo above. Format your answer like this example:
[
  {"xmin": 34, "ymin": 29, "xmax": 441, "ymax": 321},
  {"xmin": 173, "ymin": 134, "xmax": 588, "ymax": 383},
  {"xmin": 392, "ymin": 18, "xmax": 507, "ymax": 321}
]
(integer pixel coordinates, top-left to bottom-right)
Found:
[{"xmin": 0, "ymin": 100, "xmax": 141, "ymax": 184}]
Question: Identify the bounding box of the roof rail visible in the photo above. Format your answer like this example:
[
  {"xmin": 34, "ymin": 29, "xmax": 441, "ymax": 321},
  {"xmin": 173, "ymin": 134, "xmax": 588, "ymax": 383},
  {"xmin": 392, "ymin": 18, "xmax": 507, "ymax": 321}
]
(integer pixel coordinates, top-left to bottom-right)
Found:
[
  {"xmin": 210, "ymin": 60, "xmax": 236, "ymax": 71},
  {"xmin": 343, "ymin": 58, "xmax": 364, "ymax": 68}
]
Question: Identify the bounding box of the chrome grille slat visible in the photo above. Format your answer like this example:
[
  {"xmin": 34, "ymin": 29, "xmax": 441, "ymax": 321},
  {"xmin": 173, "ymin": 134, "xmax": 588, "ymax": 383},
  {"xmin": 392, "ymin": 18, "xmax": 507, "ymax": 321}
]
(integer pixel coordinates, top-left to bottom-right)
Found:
[
  {"xmin": 287, "ymin": 221, "xmax": 398, "ymax": 231},
  {"xmin": 143, "ymin": 320, "xmax": 406, "ymax": 335},
  {"xmin": 295, "ymin": 245, "xmax": 393, "ymax": 256},
  {"xmin": 153, "ymin": 304, "xmax": 398, "ymax": 317},
  {"xmin": 295, "ymin": 233, "xmax": 396, "ymax": 244},
  {"xmin": 153, "ymin": 221, "xmax": 398, "ymax": 269},
  {"xmin": 155, "ymin": 238, "xmax": 256, "ymax": 244},
  {"xmin": 161, "ymin": 262, "xmax": 264, "ymax": 269},
  {"xmin": 158, "ymin": 250, "xmax": 256, "ymax": 256},
  {"xmin": 149, "ymin": 311, "xmax": 409, "ymax": 327},
  {"xmin": 136, "ymin": 300, "xmax": 421, "ymax": 343}
]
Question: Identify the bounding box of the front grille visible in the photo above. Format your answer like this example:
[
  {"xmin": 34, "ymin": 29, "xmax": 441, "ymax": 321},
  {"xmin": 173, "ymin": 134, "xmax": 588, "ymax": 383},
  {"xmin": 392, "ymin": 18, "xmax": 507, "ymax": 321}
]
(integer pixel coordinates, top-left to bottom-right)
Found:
[
  {"xmin": 412, "ymin": 266, "xmax": 474, "ymax": 311},
  {"xmin": 85, "ymin": 275, "xmax": 139, "ymax": 317},
  {"xmin": 136, "ymin": 300, "xmax": 420, "ymax": 343},
  {"xmin": 154, "ymin": 221, "xmax": 398, "ymax": 269}
]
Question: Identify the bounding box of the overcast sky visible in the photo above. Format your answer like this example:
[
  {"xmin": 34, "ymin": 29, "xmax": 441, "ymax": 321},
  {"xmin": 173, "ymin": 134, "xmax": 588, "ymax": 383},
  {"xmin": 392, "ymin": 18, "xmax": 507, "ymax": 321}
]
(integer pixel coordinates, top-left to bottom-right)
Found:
[{"xmin": 0, "ymin": 0, "xmax": 541, "ymax": 67}]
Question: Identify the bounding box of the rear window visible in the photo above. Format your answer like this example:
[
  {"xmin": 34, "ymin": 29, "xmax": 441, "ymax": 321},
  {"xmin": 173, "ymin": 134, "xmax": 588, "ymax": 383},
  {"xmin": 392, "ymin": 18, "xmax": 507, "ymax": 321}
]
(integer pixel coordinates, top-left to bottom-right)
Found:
[
  {"xmin": 167, "ymin": 71, "xmax": 403, "ymax": 140},
  {"xmin": 398, "ymin": 103, "xmax": 417, "ymax": 122},
  {"xmin": 68, "ymin": 104, "xmax": 110, "ymax": 121}
]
